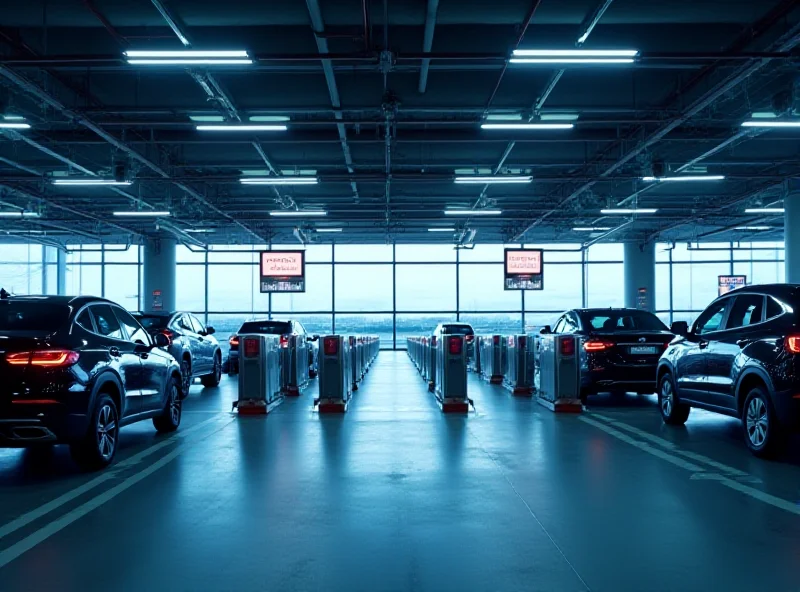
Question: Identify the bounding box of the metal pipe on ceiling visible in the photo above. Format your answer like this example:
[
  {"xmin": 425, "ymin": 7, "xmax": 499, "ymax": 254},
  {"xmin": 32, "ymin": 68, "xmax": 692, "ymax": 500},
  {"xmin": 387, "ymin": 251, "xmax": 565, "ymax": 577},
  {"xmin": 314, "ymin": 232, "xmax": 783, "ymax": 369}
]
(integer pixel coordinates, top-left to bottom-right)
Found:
[
  {"xmin": 417, "ymin": 0, "xmax": 440, "ymax": 93},
  {"xmin": 362, "ymin": 0, "xmax": 372, "ymax": 52}
]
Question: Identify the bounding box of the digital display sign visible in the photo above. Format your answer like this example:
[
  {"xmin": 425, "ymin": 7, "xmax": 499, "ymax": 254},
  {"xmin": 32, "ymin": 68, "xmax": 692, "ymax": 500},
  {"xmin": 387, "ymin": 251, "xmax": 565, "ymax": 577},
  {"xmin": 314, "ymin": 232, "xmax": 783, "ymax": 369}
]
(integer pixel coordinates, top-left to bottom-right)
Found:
[
  {"xmin": 260, "ymin": 251, "xmax": 306, "ymax": 293},
  {"xmin": 504, "ymin": 248, "xmax": 543, "ymax": 290},
  {"xmin": 718, "ymin": 275, "xmax": 746, "ymax": 296}
]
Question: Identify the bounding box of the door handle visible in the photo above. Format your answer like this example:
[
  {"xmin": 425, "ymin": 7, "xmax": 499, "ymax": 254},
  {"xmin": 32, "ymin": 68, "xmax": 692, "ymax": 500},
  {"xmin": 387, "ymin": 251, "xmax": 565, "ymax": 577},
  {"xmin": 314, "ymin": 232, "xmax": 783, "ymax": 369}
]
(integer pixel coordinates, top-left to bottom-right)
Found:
[
  {"xmin": 109, "ymin": 347, "xmax": 121, "ymax": 358},
  {"xmin": 698, "ymin": 340, "xmax": 709, "ymax": 349},
  {"xmin": 737, "ymin": 339, "xmax": 752, "ymax": 348}
]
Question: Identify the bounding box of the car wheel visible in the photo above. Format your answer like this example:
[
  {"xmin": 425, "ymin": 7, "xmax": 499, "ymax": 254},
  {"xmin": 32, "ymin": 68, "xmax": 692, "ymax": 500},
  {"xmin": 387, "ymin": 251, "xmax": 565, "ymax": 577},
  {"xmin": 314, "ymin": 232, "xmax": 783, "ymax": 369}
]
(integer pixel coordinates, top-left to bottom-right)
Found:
[
  {"xmin": 70, "ymin": 393, "xmax": 119, "ymax": 471},
  {"xmin": 658, "ymin": 373, "xmax": 690, "ymax": 425},
  {"xmin": 153, "ymin": 377, "xmax": 182, "ymax": 433},
  {"xmin": 742, "ymin": 387, "xmax": 783, "ymax": 458},
  {"xmin": 201, "ymin": 352, "xmax": 222, "ymax": 387}
]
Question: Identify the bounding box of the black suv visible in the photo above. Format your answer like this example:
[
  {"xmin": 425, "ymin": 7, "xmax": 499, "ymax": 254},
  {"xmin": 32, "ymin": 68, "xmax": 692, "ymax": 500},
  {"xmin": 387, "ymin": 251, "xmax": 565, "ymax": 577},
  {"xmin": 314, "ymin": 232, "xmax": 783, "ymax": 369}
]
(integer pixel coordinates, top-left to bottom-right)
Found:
[
  {"xmin": 657, "ymin": 284, "xmax": 800, "ymax": 457},
  {"xmin": 134, "ymin": 312, "xmax": 222, "ymax": 396},
  {"xmin": 0, "ymin": 293, "xmax": 183, "ymax": 470}
]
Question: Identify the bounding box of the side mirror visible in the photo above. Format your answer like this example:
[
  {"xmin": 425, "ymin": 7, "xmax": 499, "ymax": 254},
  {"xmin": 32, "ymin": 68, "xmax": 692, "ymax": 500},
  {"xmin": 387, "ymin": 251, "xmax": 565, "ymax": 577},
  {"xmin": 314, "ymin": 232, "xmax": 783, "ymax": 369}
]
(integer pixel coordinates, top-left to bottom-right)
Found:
[
  {"xmin": 670, "ymin": 321, "xmax": 689, "ymax": 336},
  {"xmin": 540, "ymin": 325, "xmax": 552, "ymax": 335},
  {"xmin": 134, "ymin": 342, "xmax": 150, "ymax": 354},
  {"xmin": 206, "ymin": 327, "xmax": 216, "ymax": 335},
  {"xmin": 153, "ymin": 333, "xmax": 170, "ymax": 348}
]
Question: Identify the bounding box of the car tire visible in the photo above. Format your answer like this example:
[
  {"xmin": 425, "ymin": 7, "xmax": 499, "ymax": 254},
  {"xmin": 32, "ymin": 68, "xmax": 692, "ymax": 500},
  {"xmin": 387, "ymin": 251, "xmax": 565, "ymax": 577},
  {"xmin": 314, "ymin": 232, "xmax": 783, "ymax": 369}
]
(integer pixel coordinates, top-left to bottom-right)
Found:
[
  {"xmin": 153, "ymin": 376, "xmax": 182, "ymax": 434},
  {"xmin": 742, "ymin": 387, "xmax": 783, "ymax": 458},
  {"xmin": 201, "ymin": 352, "xmax": 222, "ymax": 387},
  {"xmin": 180, "ymin": 358, "xmax": 192, "ymax": 399},
  {"xmin": 70, "ymin": 393, "xmax": 119, "ymax": 471},
  {"xmin": 658, "ymin": 373, "xmax": 690, "ymax": 425}
]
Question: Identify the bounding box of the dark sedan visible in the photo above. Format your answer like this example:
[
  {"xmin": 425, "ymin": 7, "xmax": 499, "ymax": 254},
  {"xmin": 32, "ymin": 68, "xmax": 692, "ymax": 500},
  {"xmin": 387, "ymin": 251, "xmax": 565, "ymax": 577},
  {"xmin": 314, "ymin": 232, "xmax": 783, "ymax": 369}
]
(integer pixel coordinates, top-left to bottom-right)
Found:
[
  {"xmin": 134, "ymin": 312, "xmax": 222, "ymax": 397},
  {"xmin": 546, "ymin": 308, "xmax": 674, "ymax": 402},
  {"xmin": 0, "ymin": 292, "xmax": 183, "ymax": 470},
  {"xmin": 658, "ymin": 284, "xmax": 800, "ymax": 457}
]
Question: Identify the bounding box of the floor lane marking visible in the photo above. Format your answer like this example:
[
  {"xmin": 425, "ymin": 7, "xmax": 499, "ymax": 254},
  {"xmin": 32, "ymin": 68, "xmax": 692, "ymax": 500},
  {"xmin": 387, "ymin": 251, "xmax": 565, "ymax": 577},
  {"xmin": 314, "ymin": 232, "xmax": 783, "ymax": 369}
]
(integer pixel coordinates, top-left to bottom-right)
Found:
[
  {"xmin": 0, "ymin": 416, "xmax": 236, "ymax": 569},
  {"xmin": 587, "ymin": 412, "xmax": 751, "ymax": 478},
  {"xmin": 0, "ymin": 415, "xmax": 222, "ymax": 541},
  {"xmin": 579, "ymin": 416, "xmax": 800, "ymax": 517}
]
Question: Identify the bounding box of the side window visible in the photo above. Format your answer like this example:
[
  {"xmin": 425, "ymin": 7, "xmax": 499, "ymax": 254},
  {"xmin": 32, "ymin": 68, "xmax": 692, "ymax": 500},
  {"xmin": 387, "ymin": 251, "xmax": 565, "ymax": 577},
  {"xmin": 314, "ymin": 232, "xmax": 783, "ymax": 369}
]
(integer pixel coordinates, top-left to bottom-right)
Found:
[
  {"xmin": 91, "ymin": 305, "xmax": 124, "ymax": 340},
  {"xmin": 726, "ymin": 295, "xmax": 765, "ymax": 329},
  {"xmin": 180, "ymin": 315, "xmax": 195, "ymax": 333},
  {"xmin": 296, "ymin": 322, "xmax": 306, "ymax": 336},
  {"xmin": 766, "ymin": 297, "xmax": 784, "ymax": 320},
  {"xmin": 75, "ymin": 308, "xmax": 94, "ymax": 332},
  {"xmin": 189, "ymin": 315, "xmax": 205, "ymax": 334},
  {"xmin": 553, "ymin": 317, "xmax": 566, "ymax": 333},
  {"xmin": 113, "ymin": 307, "xmax": 150, "ymax": 345},
  {"xmin": 568, "ymin": 313, "xmax": 581, "ymax": 332},
  {"xmin": 694, "ymin": 300, "xmax": 729, "ymax": 335}
]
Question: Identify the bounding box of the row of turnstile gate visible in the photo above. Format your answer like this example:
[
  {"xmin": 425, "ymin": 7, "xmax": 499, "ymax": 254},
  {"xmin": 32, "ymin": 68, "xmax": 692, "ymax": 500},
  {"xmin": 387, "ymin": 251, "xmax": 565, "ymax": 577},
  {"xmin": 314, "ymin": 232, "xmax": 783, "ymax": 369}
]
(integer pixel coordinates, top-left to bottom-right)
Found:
[
  {"xmin": 408, "ymin": 333, "xmax": 584, "ymax": 413},
  {"xmin": 234, "ymin": 334, "xmax": 379, "ymax": 415}
]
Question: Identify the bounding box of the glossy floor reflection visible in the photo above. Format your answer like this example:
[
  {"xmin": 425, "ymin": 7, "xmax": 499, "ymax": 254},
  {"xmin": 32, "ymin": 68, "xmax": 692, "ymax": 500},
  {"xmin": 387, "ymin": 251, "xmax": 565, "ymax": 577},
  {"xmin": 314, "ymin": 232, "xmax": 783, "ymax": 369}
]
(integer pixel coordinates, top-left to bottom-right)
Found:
[{"xmin": 0, "ymin": 352, "xmax": 798, "ymax": 591}]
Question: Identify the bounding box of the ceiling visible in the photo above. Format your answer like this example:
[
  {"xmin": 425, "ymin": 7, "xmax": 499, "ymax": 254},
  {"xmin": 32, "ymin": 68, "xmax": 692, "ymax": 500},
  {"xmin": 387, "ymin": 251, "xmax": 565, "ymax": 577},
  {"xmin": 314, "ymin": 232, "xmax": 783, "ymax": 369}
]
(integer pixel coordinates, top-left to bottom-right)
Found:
[{"xmin": 0, "ymin": 0, "xmax": 799, "ymax": 247}]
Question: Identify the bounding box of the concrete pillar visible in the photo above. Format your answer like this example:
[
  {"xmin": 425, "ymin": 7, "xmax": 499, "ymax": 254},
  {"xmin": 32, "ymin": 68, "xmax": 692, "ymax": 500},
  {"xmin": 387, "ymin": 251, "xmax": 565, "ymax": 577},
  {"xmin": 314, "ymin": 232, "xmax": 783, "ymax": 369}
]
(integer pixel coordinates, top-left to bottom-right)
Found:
[
  {"xmin": 143, "ymin": 238, "xmax": 176, "ymax": 312},
  {"xmin": 785, "ymin": 185, "xmax": 800, "ymax": 283},
  {"xmin": 624, "ymin": 242, "xmax": 656, "ymax": 312},
  {"xmin": 56, "ymin": 248, "xmax": 67, "ymax": 295}
]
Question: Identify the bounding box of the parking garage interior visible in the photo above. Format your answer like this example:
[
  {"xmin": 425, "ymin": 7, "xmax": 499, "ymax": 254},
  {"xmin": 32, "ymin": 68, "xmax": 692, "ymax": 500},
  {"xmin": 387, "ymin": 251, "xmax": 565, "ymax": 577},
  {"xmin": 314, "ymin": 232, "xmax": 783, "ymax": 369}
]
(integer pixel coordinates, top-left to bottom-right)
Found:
[{"xmin": 1, "ymin": 1, "xmax": 800, "ymax": 590}]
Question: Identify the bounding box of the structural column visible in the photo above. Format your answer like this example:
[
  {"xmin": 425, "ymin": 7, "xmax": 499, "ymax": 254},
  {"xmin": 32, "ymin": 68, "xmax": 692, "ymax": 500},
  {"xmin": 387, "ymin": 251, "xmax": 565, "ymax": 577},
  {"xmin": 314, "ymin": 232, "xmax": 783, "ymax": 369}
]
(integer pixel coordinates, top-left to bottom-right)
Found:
[
  {"xmin": 785, "ymin": 183, "xmax": 800, "ymax": 283},
  {"xmin": 143, "ymin": 238, "xmax": 177, "ymax": 313},
  {"xmin": 623, "ymin": 241, "xmax": 656, "ymax": 312},
  {"xmin": 56, "ymin": 248, "xmax": 67, "ymax": 295}
]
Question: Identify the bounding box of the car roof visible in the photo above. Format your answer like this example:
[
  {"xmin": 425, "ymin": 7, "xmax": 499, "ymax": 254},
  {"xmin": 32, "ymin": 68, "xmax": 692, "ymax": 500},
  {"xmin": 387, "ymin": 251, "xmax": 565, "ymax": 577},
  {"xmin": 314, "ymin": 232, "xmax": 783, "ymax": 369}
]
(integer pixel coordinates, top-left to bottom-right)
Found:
[
  {"xmin": 0, "ymin": 294, "xmax": 114, "ymax": 308},
  {"xmin": 721, "ymin": 283, "xmax": 800, "ymax": 299},
  {"xmin": 575, "ymin": 308, "xmax": 653, "ymax": 314}
]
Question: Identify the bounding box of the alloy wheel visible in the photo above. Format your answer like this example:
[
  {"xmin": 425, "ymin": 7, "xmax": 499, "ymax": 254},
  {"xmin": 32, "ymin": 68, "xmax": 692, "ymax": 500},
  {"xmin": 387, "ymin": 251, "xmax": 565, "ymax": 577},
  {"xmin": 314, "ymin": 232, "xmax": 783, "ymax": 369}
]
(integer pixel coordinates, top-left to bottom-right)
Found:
[
  {"xmin": 96, "ymin": 404, "xmax": 117, "ymax": 460},
  {"xmin": 214, "ymin": 356, "xmax": 222, "ymax": 381},
  {"xmin": 660, "ymin": 379, "xmax": 673, "ymax": 416},
  {"xmin": 181, "ymin": 361, "xmax": 191, "ymax": 395},
  {"xmin": 169, "ymin": 384, "xmax": 181, "ymax": 425},
  {"xmin": 746, "ymin": 396, "xmax": 768, "ymax": 448}
]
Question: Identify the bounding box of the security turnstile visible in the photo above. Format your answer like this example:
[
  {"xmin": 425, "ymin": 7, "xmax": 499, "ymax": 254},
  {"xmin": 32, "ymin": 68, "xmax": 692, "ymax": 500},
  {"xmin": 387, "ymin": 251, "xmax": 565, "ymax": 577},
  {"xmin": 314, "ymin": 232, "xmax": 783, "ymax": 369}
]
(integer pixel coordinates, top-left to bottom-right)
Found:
[
  {"xmin": 233, "ymin": 334, "xmax": 283, "ymax": 415},
  {"xmin": 480, "ymin": 335, "xmax": 505, "ymax": 384},
  {"xmin": 435, "ymin": 334, "xmax": 469, "ymax": 412},
  {"xmin": 316, "ymin": 335, "xmax": 353, "ymax": 412},
  {"xmin": 536, "ymin": 334, "xmax": 582, "ymax": 412},
  {"xmin": 281, "ymin": 335, "xmax": 310, "ymax": 396},
  {"xmin": 504, "ymin": 335, "xmax": 534, "ymax": 395}
]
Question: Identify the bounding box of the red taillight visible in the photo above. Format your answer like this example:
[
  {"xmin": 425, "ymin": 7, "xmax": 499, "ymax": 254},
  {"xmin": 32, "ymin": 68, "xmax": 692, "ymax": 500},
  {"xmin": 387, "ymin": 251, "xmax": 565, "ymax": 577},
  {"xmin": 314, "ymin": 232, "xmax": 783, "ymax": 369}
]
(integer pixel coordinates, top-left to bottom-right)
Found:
[
  {"xmin": 243, "ymin": 337, "xmax": 260, "ymax": 358},
  {"xmin": 466, "ymin": 335, "xmax": 474, "ymax": 343},
  {"xmin": 785, "ymin": 336, "xmax": 800, "ymax": 354},
  {"xmin": 493, "ymin": 335, "xmax": 500, "ymax": 345},
  {"xmin": 449, "ymin": 336, "xmax": 463, "ymax": 355},
  {"xmin": 6, "ymin": 350, "xmax": 80, "ymax": 367},
  {"xmin": 583, "ymin": 339, "xmax": 614, "ymax": 352},
  {"xmin": 323, "ymin": 337, "xmax": 339, "ymax": 356},
  {"xmin": 560, "ymin": 337, "xmax": 575, "ymax": 356},
  {"xmin": 229, "ymin": 335, "xmax": 239, "ymax": 348},
  {"xmin": 280, "ymin": 335, "xmax": 289, "ymax": 348},
  {"xmin": 160, "ymin": 329, "xmax": 175, "ymax": 345}
]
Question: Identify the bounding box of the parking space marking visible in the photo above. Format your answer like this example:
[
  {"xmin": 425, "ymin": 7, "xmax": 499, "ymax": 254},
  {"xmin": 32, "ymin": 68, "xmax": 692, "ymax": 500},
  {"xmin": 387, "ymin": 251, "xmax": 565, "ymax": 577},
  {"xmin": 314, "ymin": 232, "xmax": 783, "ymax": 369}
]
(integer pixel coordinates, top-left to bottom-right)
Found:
[
  {"xmin": 0, "ymin": 415, "xmax": 222, "ymax": 542},
  {"xmin": 579, "ymin": 416, "xmax": 800, "ymax": 517}
]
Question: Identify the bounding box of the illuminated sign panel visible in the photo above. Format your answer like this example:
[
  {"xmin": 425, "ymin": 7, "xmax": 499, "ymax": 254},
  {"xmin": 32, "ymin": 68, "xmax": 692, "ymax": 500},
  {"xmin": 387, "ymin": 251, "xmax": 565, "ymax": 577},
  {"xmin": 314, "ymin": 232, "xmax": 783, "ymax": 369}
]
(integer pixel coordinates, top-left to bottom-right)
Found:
[
  {"xmin": 504, "ymin": 248, "xmax": 543, "ymax": 290},
  {"xmin": 718, "ymin": 275, "xmax": 746, "ymax": 296},
  {"xmin": 260, "ymin": 251, "xmax": 306, "ymax": 292}
]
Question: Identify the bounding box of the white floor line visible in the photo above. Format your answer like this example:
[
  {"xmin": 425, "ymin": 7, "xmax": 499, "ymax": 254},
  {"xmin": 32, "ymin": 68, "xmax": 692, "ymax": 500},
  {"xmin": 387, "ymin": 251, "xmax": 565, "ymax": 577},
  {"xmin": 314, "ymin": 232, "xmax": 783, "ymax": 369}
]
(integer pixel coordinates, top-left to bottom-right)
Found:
[{"xmin": 0, "ymin": 415, "xmax": 221, "ymax": 542}]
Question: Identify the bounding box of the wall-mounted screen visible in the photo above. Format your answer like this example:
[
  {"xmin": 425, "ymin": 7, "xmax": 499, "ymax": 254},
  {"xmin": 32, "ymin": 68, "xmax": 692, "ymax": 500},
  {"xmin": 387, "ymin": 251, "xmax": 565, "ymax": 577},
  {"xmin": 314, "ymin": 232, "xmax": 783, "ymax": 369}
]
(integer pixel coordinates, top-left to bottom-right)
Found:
[
  {"xmin": 260, "ymin": 251, "xmax": 306, "ymax": 293},
  {"xmin": 504, "ymin": 248, "xmax": 543, "ymax": 290},
  {"xmin": 718, "ymin": 275, "xmax": 746, "ymax": 296}
]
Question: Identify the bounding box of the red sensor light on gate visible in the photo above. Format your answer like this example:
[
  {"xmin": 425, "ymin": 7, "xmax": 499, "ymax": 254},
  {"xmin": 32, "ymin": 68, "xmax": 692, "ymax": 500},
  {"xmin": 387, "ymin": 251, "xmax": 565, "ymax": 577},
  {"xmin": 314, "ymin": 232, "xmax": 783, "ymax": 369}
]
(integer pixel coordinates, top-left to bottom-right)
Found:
[
  {"xmin": 493, "ymin": 335, "xmax": 500, "ymax": 345},
  {"xmin": 449, "ymin": 336, "xmax": 463, "ymax": 355},
  {"xmin": 324, "ymin": 337, "xmax": 339, "ymax": 356},
  {"xmin": 243, "ymin": 338, "xmax": 260, "ymax": 358},
  {"xmin": 280, "ymin": 335, "xmax": 289, "ymax": 348},
  {"xmin": 560, "ymin": 338, "xmax": 575, "ymax": 356}
]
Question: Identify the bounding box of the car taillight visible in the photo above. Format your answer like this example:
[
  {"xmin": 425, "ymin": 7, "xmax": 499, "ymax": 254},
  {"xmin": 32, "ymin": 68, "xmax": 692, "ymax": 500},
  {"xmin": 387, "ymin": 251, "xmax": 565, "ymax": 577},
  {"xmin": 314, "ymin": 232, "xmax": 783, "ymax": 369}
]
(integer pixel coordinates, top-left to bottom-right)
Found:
[
  {"xmin": 449, "ymin": 336, "xmax": 463, "ymax": 355},
  {"xmin": 229, "ymin": 335, "xmax": 239, "ymax": 349},
  {"xmin": 785, "ymin": 336, "xmax": 800, "ymax": 354},
  {"xmin": 243, "ymin": 337, "xmax": 260, "ymax": 358},
  {"xmin": 323, "ymin": 337, "xmax": 339, "ymax": 356},
  {"xmin": 6, "ymin": 350, "xmax": 80, "ymax": 367},
  {"xmin": 465, "ymin": 335, "xmax": 474, "ymax": 343},
  {"xmin": 160, "ymin": 329, "xmax": 175, "ymax": 345},
  {"xmin": 583, "ymin": 339, "xmax": 614, "ymax": 352},
  {"xmin": 280, "ymin": 335, "xmax": 289, "ymax": 348},
  {"xmin": 560, "ymin": 337, "xmax": 575, "ymax": 356}
]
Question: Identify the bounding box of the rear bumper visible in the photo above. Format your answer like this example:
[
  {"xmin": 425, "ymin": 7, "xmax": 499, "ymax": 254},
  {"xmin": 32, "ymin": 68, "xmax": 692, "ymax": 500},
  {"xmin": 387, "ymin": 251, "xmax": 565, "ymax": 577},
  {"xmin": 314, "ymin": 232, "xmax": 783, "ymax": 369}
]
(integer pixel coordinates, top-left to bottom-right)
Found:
[
  {"xmin": 0, "ymin": 412, "xmax": 90, "ymax": 446},
  {"xmin": 771, "ymin": 389, "xmax": 800, "ymax": 430},
  {"xmin": 582, "ymin": 365, "xmax": 658, "ymax": 394}
]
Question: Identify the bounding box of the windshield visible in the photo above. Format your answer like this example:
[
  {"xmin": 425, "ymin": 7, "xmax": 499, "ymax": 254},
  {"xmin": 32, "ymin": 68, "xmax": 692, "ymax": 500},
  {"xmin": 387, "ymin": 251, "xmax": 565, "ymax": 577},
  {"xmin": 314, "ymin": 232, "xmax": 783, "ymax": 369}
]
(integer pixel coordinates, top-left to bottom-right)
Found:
[
  {"xmin": 0, "ymin": 302, "xmax": 69, "ymax": 332},
  {"xmin": 442, "ymin": 325, "xmax": 474, "ymax": 335},
  {"xmin": 238, "ymin": 321, "xmax": 291, "ymax": 335},
  {"xmin": 580, "ymin": 310, "xmax": 668, "ymax": 332},
  {"xmin": 133, "ymin": 315, "xmax": 170, "ymax": 330}
]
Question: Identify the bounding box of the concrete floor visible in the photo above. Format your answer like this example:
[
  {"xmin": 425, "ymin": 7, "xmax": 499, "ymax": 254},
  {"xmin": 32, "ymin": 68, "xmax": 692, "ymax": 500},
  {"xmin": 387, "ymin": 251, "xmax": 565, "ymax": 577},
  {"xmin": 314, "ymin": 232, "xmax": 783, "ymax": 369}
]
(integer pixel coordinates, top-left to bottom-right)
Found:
[{"xmin": 0, "ymin": 351, "xmax": 798, "ymax": 592}]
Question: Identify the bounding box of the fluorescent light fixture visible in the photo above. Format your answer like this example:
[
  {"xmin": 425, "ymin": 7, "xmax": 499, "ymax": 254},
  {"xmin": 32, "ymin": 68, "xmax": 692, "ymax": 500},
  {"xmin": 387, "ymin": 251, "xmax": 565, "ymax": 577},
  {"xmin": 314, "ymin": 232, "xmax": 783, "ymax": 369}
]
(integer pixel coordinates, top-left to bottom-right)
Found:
[
  {"xmin": 744, "ymin": 207, "xmax": 784, "ymax": 214},
  {"xmin": 183, "ymin": 228, "xmax": 215, "ymax": 233},
  {"xmin": 0, "ymin": 211, "xmax": 39, "ymax": 218},
  {"xmin": 512, "ymin": 49, "xmax": 639, "ymax": 57},
  {"xmin": 249, "ymin": 115, "xmax": 291, "ymax": 122},
  {"xmin": 196, "ymin": 124, "xmax": 287, "ymax": 131},
  {"xmin": 573, "ymin": 227, "xmax": 612, "ymax": 231},
  {"xmin": 2, "ymin": 115, "xmax": 25, "ymax": 121},
  {"xmin": 751, "ymin": 111, "xmax": 778, "ymax": 119},
  {"xmin": 540, "ymin": 113, "xmax": 579, "ymax": 121},
  {"xmin": 481, "ymin": 123, "xmax": 574, "ymax": 130},
  {"xmin": 113, "ymin": 211, "xmax": 171, "ymax": 217},
  {"xmin": 444, "ymin": 209, "xmax": 502, "ymax": 216},
  {"xmin": 735, "ymin": 226, "xmax": 772, "ymax": 231},
  {"xmin": 270, "ymin": 210, "xmax": 327, "ymax": 217},
  {"xmin": 741, "ymin": 120, "xmax": 800, "ymax": 128},
  {"xmin": 240, "ymin": 177, "xmax": 318, "ymax": 185},
  {"xmin": 127, "ymin": 59, "xmax": 252, "ymax": 65},
  {"xmin": 642, "ymin": 175, "xmax": 725, "ymax": 182},
  {"xmin": 428, "ymin": 227, "xmax": 456, "ymax": 232},
  {"xmin": 454, "ymin": 175, "xmax": 531, "ymax": 184},
  {"xmin": 189, "ymin": 115, "xmax": 225, "ymax": 122},
  {"xmin": 0, "ymin": 122, "xmax": 31, "ymax": 129},
  {"xmin": 125, "ymin": 50, "xmax": 249, "ymax": 58},
  {"xmin": 485, "ymin": 113, "xmax": 523, "ymax": 121},
  {"xmin": 511, "ymin": 58, "xmax": 635, "ymax": 64},
  {"xmin": 316, "ymin": 228, "xmax": 342, "ymax": 233},
  {"xmin": 600, "ymin": 208, "xmax": 658, "ymax": 215},
  {"xmin": 53, "ymin": 179, "xmax": 132, "ymax": 186},
  {"xmin": 6, "ymin": 230, "xmax": 45, "ymax": 234}
]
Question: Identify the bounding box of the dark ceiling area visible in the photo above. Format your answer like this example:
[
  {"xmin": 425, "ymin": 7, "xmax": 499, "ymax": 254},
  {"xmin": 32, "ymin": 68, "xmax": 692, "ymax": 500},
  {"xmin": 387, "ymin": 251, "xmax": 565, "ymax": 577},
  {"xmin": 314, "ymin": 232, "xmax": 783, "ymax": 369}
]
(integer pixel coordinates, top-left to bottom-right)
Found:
[{"xmin": 0, "ymin": 0, "xmax": 799, "ymax": 247}]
